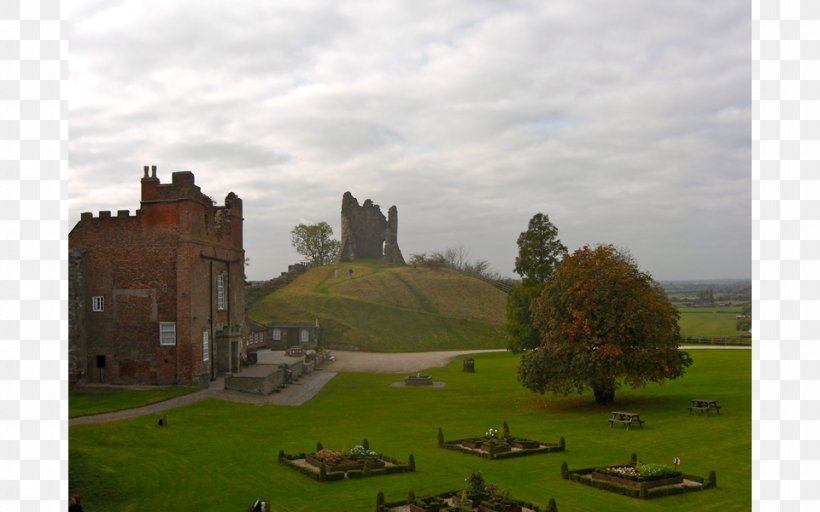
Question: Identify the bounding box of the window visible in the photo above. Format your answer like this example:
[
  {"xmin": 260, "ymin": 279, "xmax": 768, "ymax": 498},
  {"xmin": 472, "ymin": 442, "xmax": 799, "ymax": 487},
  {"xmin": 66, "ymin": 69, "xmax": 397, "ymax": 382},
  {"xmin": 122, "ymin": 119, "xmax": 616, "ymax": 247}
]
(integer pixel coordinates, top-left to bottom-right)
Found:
[
  {"xmin": 216, "ymin": 272, "xmax": 226, "ymax": 311},
  {"xmin": 300, "ymin": 329, "xmax": 309, "ymax": 343},
  {"xmin": 159, "ymin": 322, "xmax": 176, "ymax": 346},
  {"xmin": 92, "ymin": 296, "xmax": 104, "ymax": 312},
  {"xmin": 272, "ymin": 328, "xmax": 281, "ymax": 340},
  {"xmin": 202, "ymin": 330, "xmax": 209, "ymax": 361}
]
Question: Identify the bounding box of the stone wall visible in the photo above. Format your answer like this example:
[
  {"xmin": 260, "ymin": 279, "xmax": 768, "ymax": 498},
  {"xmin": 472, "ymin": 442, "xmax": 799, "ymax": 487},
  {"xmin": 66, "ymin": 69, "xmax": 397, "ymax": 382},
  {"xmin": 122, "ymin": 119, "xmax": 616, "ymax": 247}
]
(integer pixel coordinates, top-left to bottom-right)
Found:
[{"xmin": 337, "ymin": 191, "xmax": 405, "ymax": 264}]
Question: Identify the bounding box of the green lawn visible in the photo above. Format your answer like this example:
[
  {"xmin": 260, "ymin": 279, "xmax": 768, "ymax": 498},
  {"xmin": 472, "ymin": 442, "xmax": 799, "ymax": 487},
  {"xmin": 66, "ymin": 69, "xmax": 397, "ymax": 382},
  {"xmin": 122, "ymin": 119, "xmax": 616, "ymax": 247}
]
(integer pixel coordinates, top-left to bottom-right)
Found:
[
  {"xmin": 69, "ymin": 350, "xmax": 750, "ymax": 512},
  {"xmin": 69, "ymin": 386, "xmax": 199, "ymax": 418}
]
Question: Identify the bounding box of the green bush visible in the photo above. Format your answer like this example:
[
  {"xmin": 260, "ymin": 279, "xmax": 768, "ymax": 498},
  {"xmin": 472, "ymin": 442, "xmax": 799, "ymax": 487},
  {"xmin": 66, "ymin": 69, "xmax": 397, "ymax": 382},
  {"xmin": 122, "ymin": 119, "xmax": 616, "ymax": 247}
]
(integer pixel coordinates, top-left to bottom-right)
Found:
[
  {"xmin": 407, "ymin": 454, "xmax": 415, "ymax": 472},
  {"xmin": 708, "ymin": 470, "xmax": 717, "ymax": 488},
  {"xmin": 347, "ymin": 470, "xmax": 364, "ymax": 479},
  {"xmin": 560, "ymin": 461, "xmax": 569, "ymax": 479},
  {"xmin": 325, "ymin": 471, "xmax": 345, "ymax": 482},
  {"xmin": 437, "ymin": 427, "xmax": 444, "ymax": 447},
  {"xmin": 376, "ymin": 491, "xmax": 384, "ymax": 512}
]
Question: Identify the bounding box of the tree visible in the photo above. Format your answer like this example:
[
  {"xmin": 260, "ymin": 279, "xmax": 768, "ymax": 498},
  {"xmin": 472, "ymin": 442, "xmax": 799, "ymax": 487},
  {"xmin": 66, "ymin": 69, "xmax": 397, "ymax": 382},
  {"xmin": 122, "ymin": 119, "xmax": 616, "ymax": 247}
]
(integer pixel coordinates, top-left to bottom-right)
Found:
[
  {"xmin": 518, "ymin": 244, "xmax": 692, "ymax": 403},
  {"xmin": 513, "ymin": 213, "xmax": 568, "ymax": 286},
  {"xmin": 505, "ymin": 284, "xmax": 543, "ymax": 352},
  {"xmin": 507, "ymin": 213, "xmax": 567, "ymax": 352},
  {"xmin": 290, "ymin": 222, "xmax": 340, "ymax": 266},
  {"xmin": 736, "ymin": 302, "xmax": 751, "ymax": 332}
]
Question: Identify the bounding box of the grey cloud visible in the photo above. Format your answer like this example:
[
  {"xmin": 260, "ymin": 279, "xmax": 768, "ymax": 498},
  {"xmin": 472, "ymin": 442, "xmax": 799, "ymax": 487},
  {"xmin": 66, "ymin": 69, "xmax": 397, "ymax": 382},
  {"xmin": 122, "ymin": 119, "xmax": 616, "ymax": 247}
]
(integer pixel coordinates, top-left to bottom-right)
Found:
[{"xmin": 68, "ymin": 0, "xmax": 750, "ymax": 281}]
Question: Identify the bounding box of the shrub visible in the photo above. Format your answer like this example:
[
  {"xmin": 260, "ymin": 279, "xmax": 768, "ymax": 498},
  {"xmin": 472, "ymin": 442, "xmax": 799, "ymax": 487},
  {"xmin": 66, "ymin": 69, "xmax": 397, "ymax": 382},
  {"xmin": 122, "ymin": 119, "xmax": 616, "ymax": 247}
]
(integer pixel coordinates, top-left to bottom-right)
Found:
[
  {"xmin": 560, "ymin": 461, "xmax": 569, "ymax": 479},
  {"xmin": 376, "ymin": 491, "xmax": 384, "ymax": 512},
  {"xmin": 319, "ymin": 461, "xmax": 327, "ymax": 482},
  {"xmin": 708, "ymin": 470, "xmax": 717, "ymax": 488},
  {"xmin": 559, "ymin": 436, "xmax": 565, "ymax": 450},
  {"xmin": 277, "ymin": 449, "xmax": 285, "ymax": 462},
  {"xmin": 408, "ymin": 454, "xmax": 416, "ymax": 472},
  {"xmin": 363, "ymin": 438, "xmax": 370, "ymax": 450},
  {"xmin": 325, "ymin": 471, "xmax": 345, "ymax": 482},
  {"xmin": 316, "ymin": 441, "xmax": 323, "ymax": 451},
  {"xmin": 639, "ymin": 483, "xmax": 648, "ymax": 499},
  {"xmin": 503, "ymin": 421, "xmax": 510, "ymax": 438},
  {"xmin": 347, "ymin": 470, "xmax": 364, "ymax": 479},
  {"xmin": 630, "ymin": 453, "xmax": 637, "ymax": 465},
  {"xmin": 437, "ymin": 427, "xmax": 444, "ymax": 447},
  {"xmin": 407, "ymin": 489, "xmax": 416, "ymax": 505},
  {"xmin": 547, "ymin": 497, "xmax": 558, "ymax": 512}
]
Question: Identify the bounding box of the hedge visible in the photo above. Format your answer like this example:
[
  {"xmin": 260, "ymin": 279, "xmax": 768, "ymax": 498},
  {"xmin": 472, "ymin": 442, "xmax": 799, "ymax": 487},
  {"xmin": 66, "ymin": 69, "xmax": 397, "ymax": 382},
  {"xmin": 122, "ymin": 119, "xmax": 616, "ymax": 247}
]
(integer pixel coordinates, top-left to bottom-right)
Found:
[{"xmin": 565, "ymin": 465, "xmax": 716, "ymax": 500}]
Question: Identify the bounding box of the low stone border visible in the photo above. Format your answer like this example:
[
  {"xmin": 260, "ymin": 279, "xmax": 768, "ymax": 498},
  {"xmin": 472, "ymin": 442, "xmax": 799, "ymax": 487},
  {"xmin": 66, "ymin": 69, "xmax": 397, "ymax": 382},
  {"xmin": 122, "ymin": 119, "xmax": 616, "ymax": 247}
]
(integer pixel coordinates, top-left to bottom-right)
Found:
[
  {"xmin": 563, "ymin": 464, "xmax": 715, "ymax": 499},
  {"xmin": 389, "ymin": 381, "xmax": 446, "ymax": 388},
  {"xmin": 441, "ymin": 437, "xmax": 564, "ymax": 460},
  {"xmin": 279, "ymin": 452, "xmax": 413, "ymax": 482}
]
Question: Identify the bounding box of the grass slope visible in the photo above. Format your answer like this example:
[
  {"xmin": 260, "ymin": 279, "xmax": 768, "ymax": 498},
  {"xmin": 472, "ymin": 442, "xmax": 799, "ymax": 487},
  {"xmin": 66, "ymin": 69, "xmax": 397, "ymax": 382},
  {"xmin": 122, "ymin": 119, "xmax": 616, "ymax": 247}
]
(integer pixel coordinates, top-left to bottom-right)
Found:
[
  {"xmin": 249, "ymin": 261, "xmax": 508, "ymax": 352},
  {"xmin": 69, "ymin": 349, "xmax": 750, "ymax": 512}
]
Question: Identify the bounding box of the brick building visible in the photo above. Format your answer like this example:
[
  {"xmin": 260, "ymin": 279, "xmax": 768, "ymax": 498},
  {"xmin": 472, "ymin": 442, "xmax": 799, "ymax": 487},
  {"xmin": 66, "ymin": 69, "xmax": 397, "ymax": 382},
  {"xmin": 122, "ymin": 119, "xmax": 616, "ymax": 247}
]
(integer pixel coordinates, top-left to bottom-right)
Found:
[{"xmin": 69, "ymin": 166, "xmax": 245, "ymax": 386}]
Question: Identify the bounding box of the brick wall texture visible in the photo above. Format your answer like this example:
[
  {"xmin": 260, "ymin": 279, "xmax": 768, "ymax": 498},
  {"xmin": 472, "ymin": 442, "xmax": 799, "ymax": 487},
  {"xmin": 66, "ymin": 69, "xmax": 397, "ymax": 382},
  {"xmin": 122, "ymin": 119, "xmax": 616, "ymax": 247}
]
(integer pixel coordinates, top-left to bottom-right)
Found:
[{"xmin": 68, "ymin": 167, "xmax": 245, "ymax": 386}]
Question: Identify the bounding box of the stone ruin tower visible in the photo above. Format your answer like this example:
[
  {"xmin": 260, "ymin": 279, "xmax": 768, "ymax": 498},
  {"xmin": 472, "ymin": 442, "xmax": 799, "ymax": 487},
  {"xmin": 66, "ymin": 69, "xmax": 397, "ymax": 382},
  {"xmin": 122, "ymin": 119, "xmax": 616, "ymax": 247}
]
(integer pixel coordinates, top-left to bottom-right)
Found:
[{"xmin": 337, "ymin": 191, "xmax": 405, "ymax": 265}]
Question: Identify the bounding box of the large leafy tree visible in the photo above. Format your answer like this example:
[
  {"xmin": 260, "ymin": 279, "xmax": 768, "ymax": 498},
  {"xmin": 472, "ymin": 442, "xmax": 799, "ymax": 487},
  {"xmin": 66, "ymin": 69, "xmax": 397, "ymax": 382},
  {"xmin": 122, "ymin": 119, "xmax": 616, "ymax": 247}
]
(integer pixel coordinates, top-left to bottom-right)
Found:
[
  {"xmin": 506, "ymin": 213, "xmax": 567, "ymax": 352},
  {"xmin": 290, "ymin": 222, "xmax": 340, "ymax": 266},
  {"xmin": 518, "ymin": 244, "xmax": 692, "ymax": 403}
]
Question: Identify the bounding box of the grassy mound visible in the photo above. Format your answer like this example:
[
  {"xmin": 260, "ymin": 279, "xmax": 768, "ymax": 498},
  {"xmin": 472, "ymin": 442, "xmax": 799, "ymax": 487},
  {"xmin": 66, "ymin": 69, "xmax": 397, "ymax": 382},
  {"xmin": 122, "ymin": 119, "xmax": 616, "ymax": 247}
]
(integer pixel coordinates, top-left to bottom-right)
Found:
[{"xmin": 249, "ymin": 261, "xmax": 507, "ymax": 352}]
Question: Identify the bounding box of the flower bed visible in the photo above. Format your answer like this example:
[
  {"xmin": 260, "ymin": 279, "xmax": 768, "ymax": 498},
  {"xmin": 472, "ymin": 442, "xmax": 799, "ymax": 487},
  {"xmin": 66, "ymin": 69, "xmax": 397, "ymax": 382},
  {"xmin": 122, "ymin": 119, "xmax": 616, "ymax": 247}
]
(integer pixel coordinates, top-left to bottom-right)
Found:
[
  {"xmin": 444, "ymin": 432, "xmax": 563, "ymax": 460},
  {"xmin": 405, "ymin": 374, "xmax": 433, "ymax": 386},
  {"xmin": 590, "ymin": 470, "xmax": 683, "ymax": 489},
  {"xmin": 564, "ymin": 461, "xmax": 716, "ymax": 500},
  {"xmin": 280, "ymin": 445, "xmax": 412, "ymax": 482},
  {"xmin": 379, "ymin": 473, "xmax": 543, "ymax": 511}
]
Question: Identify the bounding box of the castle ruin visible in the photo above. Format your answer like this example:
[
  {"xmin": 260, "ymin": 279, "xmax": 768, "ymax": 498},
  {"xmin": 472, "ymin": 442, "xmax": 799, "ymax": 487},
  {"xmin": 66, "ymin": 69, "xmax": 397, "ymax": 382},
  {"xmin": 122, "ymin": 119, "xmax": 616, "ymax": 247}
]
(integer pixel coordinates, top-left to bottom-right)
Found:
[{"xmin": 337, "ymin": 191, "xmax": 405, "ymax": 265}]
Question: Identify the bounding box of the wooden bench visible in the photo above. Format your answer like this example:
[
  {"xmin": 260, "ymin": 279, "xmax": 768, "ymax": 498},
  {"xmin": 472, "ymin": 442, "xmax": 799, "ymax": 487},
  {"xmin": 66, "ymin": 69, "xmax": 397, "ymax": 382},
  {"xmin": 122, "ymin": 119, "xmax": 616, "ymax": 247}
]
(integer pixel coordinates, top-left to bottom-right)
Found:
[
  {"xmin": 689, "ymin": 399, "xmax": 721, "ymax": 416},
  {"xmin": 608, "ymin": 411, "xmax": 644, "ymax": 430}
]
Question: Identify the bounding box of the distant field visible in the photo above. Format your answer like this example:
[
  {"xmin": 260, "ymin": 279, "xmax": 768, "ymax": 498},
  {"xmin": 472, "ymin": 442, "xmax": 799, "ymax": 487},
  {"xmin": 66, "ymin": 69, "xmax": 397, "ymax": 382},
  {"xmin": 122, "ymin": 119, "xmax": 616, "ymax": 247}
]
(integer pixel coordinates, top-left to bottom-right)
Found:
[
  {"xmin": 69, "ymin": 349, "xmax": 750, "ymax": 512},
  {"xmin": 677, "ymin": 306, "xmax": 747, "ymax": 339},
  {"xmin": 250, "ymin": 261, "xmax": 508, "ymax": 352}
]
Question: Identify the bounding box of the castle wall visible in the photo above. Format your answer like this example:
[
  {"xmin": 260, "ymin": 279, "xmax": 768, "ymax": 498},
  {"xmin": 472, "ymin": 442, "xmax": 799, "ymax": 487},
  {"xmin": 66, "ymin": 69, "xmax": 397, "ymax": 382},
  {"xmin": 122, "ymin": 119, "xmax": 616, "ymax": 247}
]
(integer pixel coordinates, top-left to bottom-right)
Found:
[
  {"xmin": 68, "ymin": 166, "xmax": 244, "ymax": 386},
  {"xmin": 337, "ymin": 191, "xmax": 405, "ymax": 264}
]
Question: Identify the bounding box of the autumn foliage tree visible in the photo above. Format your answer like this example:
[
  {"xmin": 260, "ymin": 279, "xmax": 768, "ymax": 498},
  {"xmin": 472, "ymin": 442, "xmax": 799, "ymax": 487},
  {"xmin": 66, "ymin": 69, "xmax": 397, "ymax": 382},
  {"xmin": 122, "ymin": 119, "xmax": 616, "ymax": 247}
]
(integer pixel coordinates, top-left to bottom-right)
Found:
[{"xmin": 518, "ymin": 244, "xmax": 692, "ymax": 403}]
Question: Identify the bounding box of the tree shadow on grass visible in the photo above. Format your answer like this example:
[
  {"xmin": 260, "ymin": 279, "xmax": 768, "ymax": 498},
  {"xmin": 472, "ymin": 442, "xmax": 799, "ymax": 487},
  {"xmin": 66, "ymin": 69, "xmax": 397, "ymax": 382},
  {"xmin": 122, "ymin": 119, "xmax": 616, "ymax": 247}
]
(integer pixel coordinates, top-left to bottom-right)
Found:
[{"xmin": 520, "ymin": 393, "xmax": 689, "ymax": 414}]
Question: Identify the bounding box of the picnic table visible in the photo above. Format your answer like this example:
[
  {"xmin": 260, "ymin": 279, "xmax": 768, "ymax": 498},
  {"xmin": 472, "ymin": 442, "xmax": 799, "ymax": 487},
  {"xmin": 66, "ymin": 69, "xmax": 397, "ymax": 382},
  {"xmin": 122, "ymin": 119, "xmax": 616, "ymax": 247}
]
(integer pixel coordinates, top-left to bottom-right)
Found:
[
  {"xmin": 608, "ymin": 411, "xmax": 644, "ymax": 430},
  {"xmin": 689, "ymin": 399, "xmax": 722, "ymax": 415}
]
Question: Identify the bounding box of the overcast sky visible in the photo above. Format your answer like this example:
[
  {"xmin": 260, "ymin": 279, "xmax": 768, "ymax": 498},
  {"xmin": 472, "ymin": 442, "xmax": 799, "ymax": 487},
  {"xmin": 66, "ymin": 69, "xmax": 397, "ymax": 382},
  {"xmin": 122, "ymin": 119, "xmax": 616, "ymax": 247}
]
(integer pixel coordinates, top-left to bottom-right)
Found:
[{"xmin": 66, "ymin": 0, "xmax": 750, "ymax": 282}]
